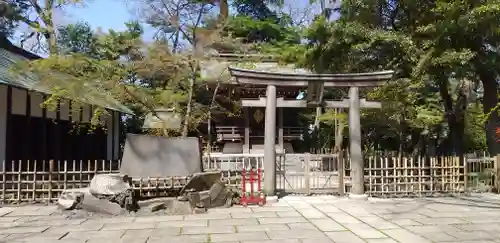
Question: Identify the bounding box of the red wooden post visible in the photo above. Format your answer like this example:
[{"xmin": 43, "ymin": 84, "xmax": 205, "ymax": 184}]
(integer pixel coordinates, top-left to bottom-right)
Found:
[
  {"xmin": 257, "ymin": 168, "xmax": 261, "ymax": 192},
  {"xmin": 249, "ymin": 168, "xmax": 254, "ymax": 200},
  {"xmin": 242, "ymin": 168, "xmax": 246, "ymax": 199}
]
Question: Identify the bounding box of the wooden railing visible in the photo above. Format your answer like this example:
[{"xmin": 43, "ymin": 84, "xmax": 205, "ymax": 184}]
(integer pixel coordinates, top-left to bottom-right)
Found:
[
  {"xmin": 215, "ymin": 126, "xmax": 244, "ymax": 141},
  {"xmin": 283, "ymin": 127, "xmax": 304, "ymax": 139},
  {"xmin": 215, "ymin": 126, "xmax": 305, "ymax": 141}
]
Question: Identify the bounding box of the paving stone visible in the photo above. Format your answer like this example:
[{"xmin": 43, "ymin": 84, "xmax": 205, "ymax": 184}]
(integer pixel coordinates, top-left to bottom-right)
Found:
[
  {"xmin": 290, "ymin": 203, "xmax": 315, "ymax": 209},
  {"xmin": 404, "ymin": 225, "xmax": 459, "ymax": 233},
  {"xmin": 252, "ymin": 207, "xmax": 292, "ymax": 212},
  {"xmin": 358, "ymin": 217, "xmax": 400, "ymax": 230},
  {"xmin": 88, "ymin": 238, "xmax": 148, "ymax": 243},
  {"xmin": 122, "ymin": 229, "xmax": 154, "ymax": 237},
  {"xmin": 326, "ymin": 213, "xmax": 361, "ymax": 224},
  {"xmin": 43, "ymin": 222, "xmax": 104, "ymax": 234},
  {"xmin": 276, "ymin": 211, "xmax": 302, "ymax": 217},
  {"xmin": 134, "ymin": 215, "xmax": 184, "ymax": 222},
  {"xmin": 231, "ymin": 212, "xmax": 278, "ymax": 219},
  {"xmin": 381, "ymin": 229, "xmax": 432, "ymax": 243},
  {"xmin": 298, "ymin": 209, "xmax": 327, "ymax": 219},
  {"xmin": 421, "ymin": 232, "xmax": 456, "ymax": 242},
  {"xmin": 415, "ymin": 217, "xmax": 467, "ymax": 225},
  {"xmin": 420, "ymin": 211, "xmax": 466, "ymax": 218},
  {"xmin": 342, "ymin": 208, "xmax": 374, "ymax": 217},
  {"xmin": 443, "ymin": 230, "xmax": 495, "ymax": 241},
  {"xmin": 8, "ymin": 207, "xmax": 55, "ymax": 216},
  {"xmin": 343, "ymin": 223, "xmax": 387, "ymax": 239},
  {"xmin": 0, "ymin": 226, "xmax": 50, "ymax": 234},
  {"xmin": 325, "ymin": 231, "xmax": 365, "ymax": 243},
  {"xmin": 287, "ymin": 222, "xmax": 317, "ymax": 230},
  {"xmin": 236, "ymin": 224, "xmax": 289, "ymax": 232},
  {"xmin": 210, "ymin": 232, "xmax": 269, "ymax": 242},
  {"xmin": 388, "ymin": 219, "xmax": 422, "ymax": 226},
  {"xmin": 0, "ymin": 216, "xmax": 21, "ymax": 222},
  {"xmin": 21, "ymin": 219, "xmax": 86, "ymax": 227},
  {"xmin": 2, "ymin": 231, "xmax": 68, "ymax": 243},
  {"xmin": 63, "ymin": 230, "xmax": 125, "ymax": 240},
  {"xmin": 365, "ymin": 239, "xmax": 399, "ymax": 243},
  {"xmin": 258, "ymin": 217, "xmax": 306, "ymax": 224},
  {"xmin": 300, "ymin": 238, "xmax": 334, "ymax": 243},
  {"xmin": 209, "ymin": 207, "xmax": 253, "ymax": 213},
  {"xmin": 241, "ymin": 240, "xmax": 301, "ymax": 243},
  {"xmin": 314, "ymin": 205, "xmax": 342, "ymax": 213},
  {"xmin": 462, "ymin": 217, "xmax": 500, "ymax": 223},
  {"xmin": 149, "ymin": 227, "xmax": 182, "ymax": 236},
  {"xmin": 184, "ymin": 213, "xmax": 232, "ymax": 220},
  {"xmin": 267, "ymin": 229, "xmax": 329, "ymax": 240},
  {"xmin": 96, "ymin": 217, "xmax": 135, "ymax": 223},
  {"xmin": 454, "ymin": 223, "xmax": 500, "ymax": 231},
  {"xmin": 379, "ymin": 213, "xmax": 428, "ymax": 220},
  {"xmin": 182, "ymin": 225, "xmax": 236, "ymax": 234},
  {"xmin": 310, "ymin": 219, "xmax": 346, "ymax": 231},
  {"xmin": 101, "ymin": 222, "xmax": 157, "ymax": 231},
  {"xmin": 157, "ymin": 220, "xmax": 207, "ymax": 227},
  {"xmin": 0, "ymin": 208, "xmax": 13, "ymax": 217},
  {"xmin": 209, "ymin": 218, "xmax": 259, "ymax": 226},
  {"xmin": 147, "ymin": 234, "xmax": 209, "ymax": 243}
]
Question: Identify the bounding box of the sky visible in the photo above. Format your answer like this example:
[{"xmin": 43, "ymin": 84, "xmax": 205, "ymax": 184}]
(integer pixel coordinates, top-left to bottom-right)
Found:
[
  {"xmin": 63, "ymin": 0, "xmax": 156, "ymax": 40},
  {"xmin": 11, "ymin": 0, "xmax": 329, "ymax": 53}
]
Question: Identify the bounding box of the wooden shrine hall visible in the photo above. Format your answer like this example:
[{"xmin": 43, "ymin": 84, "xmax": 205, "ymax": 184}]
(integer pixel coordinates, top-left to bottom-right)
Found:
[{"xmin": 0, "ymin": 37, "xmax": 133, "ymax": 163}]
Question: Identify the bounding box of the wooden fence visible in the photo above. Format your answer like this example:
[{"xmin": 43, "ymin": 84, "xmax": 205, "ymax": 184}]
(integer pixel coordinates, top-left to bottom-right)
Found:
[
  {"xmin": 365, "ymin": 155, "xmax": 498, "ymax": 197},
  {"xmin": 0, "ymin": 153, "xmax": 498, "ymax": 203}
]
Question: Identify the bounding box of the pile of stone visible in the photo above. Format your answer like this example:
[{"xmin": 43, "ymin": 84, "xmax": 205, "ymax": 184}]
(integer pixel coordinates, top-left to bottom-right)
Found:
[{"xmin": 57, "ymin": 172, "xmax": 236, "ymax": 216}]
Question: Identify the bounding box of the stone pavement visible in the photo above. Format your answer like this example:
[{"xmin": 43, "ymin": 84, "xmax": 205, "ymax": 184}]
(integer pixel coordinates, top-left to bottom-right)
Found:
[{"xmin": 1, "ymin": 194, "xmax": 500, "ymax": 242}]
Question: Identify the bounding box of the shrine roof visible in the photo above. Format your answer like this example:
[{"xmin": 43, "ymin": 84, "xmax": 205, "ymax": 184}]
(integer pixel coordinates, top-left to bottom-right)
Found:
[
  {"xmin": 229, "ymin": 67, "xmax": 394, "ymax": 87},
  {"xmin": 201, "ymin": 53, "xmax": 394, "ymax": 87}
]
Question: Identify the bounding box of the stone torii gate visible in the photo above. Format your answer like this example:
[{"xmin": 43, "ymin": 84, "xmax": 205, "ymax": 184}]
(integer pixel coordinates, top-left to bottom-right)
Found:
[{"xmin": 229, "ymin": 67, "xmax": 394, "ymax": 197}]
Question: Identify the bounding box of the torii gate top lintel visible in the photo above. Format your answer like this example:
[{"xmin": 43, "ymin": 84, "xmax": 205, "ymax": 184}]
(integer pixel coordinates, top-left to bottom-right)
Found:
[{"xmin": 228, "ymin": 67, "xmax": 394, "ymax": 87}]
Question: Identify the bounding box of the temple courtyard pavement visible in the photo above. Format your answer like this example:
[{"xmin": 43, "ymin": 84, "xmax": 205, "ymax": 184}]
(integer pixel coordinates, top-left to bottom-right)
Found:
[{"xmin": 0, "ymin": 194, "xmax": 500, "ymax": 242}]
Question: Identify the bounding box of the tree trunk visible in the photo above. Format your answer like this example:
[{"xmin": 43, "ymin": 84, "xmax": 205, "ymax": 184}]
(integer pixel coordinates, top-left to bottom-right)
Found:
[
  {"xmin": 477, "ymin": 67, "xmax": 500, "ymax": 155},
  {"xmin": 218, "ymin": 0, "xmax": 228, "ymax": 23},
  {"xmin": 437, "ymin": 76, "xmax": 466, "ymax": 156},
  {"xmin": 182, "ymin": 77, "xmax": 195, "ymax": 137},
  {"xmin": 333, "ymin": 110, "xmax": 345, "ymax": 153}
]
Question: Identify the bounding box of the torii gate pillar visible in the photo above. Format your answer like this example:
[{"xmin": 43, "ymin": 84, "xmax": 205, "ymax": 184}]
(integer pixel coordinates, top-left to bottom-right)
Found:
[
  {"xmin": 264, "ymin": 85, "xmax": 277, "ymax": 195},
  {"xmin": 348, "ymin": 87, "xmax": 364, "ymax": 195}
]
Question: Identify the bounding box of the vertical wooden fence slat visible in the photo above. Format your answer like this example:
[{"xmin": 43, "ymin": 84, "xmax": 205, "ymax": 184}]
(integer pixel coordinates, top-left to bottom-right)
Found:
[
  {"xmin": 17, "ymin": 160, "xmax": 21, "ymax": 202},
  {"xmin": 79, "ymin": 160, "xmax": 83, "ymax": 188},
  {"xmin": 32, "ymin": 160, "xmax": 37, "ymax": 201},
  {"xmin": 338, "ymin": 151, "xmax": 345, "ymax": 196},
  {"xmin": 1, "ymin": 160, "xmax": 4, "ymax": 203},
  {"xmin": 48, "ymin": 160, "xmax": 53, "ymax": 202},
  {"xmin": 63, "ymin": 160, "xmax": 68, "ymax": 190}
]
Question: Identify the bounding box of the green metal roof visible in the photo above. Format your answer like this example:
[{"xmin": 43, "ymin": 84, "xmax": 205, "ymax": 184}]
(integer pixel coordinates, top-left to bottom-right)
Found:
[{"xmin": 0, "ymin": 48, "xmax": 134, "ymax": 114}]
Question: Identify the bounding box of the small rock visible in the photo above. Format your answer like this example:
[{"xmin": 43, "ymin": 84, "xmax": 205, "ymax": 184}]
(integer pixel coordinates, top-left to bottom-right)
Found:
[
  {"xmin": 150, "ymin": 202, "xmax": 166, "ymax": 212},
  {"xmin": 57, "ymin": 188, "xmax": 88, "ymax": 210},
  {"xmin": 79, "ymin": 192, "xmax": 126, "ymax": 215}
]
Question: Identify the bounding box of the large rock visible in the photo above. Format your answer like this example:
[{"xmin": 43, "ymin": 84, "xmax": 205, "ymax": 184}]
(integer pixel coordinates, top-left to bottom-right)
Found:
[{"xmin": 89, "ymin": 174, "xmax": 131, "ymax": 196}]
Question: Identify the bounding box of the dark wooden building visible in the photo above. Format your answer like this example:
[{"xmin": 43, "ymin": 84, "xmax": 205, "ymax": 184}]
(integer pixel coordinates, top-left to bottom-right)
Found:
[{"xmin": 0, "ymin": 37, "xmax": 133, "ymax": 163}]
